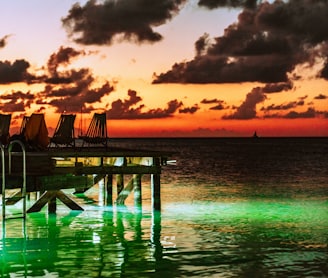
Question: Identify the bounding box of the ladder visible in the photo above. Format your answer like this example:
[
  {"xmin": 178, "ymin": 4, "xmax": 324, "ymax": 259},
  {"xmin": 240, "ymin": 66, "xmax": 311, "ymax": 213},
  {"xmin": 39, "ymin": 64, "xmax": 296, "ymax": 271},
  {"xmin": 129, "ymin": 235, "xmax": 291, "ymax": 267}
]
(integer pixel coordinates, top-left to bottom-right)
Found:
[{"xmin": 1, "ymin": 140, "xmax": 27, "ymax": 220}]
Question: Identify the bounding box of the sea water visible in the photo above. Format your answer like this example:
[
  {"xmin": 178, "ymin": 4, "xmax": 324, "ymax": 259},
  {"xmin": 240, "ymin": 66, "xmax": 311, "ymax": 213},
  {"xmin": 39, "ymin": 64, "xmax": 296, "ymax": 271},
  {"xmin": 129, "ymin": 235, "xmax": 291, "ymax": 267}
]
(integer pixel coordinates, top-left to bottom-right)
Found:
[{"xmin": 1, "ymin": 137, "xmax": 327, "ymax": 277}]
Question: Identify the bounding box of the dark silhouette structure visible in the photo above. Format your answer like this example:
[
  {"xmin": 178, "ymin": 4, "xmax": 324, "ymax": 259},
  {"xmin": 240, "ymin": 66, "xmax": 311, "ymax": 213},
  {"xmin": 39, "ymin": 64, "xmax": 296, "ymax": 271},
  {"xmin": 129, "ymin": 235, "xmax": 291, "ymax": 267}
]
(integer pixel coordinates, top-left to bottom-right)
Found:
[
  {"xmin": 81, "ymin": 113, "xmax": 108, "ymax": 147},
  {"xmin": 50, "ymin": 114, "xmax": 76, "ymax": 148},
  {"xmin": 0, "ymin": 114, "xmax": 11, "ymax": 145}
]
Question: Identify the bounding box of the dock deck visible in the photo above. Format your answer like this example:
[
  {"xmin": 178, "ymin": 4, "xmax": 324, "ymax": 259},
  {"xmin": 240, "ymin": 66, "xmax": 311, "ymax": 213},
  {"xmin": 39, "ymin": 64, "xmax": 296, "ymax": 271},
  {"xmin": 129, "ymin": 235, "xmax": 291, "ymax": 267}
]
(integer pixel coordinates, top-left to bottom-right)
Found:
[{"xmin": 1, "ymin": 144, "xmax": 172, "ymax": 216}]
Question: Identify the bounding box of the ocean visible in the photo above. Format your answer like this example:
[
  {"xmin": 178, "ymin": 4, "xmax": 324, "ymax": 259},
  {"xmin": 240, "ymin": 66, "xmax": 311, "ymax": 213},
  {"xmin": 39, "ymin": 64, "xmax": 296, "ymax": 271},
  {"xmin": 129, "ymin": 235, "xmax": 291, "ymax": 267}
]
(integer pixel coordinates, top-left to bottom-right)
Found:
[{"xmin": 1, "ymin": 137, "xmax": 328, "ymax": 277}]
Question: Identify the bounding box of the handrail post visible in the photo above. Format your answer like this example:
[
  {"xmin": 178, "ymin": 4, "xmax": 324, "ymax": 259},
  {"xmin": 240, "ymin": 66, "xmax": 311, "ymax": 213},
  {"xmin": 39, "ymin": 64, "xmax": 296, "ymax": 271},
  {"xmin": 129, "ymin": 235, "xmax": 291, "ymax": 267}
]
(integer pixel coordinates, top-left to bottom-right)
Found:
[
  {"xmin": 1, "ymin": 144, "xmax": 5, "ymax": 219},
  {"xmin": 8, "ymin": 140, "xmax": 27, "ymax": 218}
]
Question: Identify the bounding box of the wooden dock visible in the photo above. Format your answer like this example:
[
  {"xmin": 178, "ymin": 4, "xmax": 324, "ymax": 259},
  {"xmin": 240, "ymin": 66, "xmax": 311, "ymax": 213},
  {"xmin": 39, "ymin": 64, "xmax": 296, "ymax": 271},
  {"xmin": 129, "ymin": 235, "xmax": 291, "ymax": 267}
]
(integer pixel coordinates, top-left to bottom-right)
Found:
[{"xmin": 1, "ymin": 143, "xmax": 172, "ymax": 216}]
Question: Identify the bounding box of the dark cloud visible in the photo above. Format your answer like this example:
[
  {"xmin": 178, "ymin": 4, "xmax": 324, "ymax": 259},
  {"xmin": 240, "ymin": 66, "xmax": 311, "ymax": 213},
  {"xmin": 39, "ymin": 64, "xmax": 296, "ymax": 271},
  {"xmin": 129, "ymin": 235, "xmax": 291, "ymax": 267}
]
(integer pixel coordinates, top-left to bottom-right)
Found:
[
  {"xmin": 153, "ymin": 0, "xmax": 328, "ymax": 84},
  {"xmin": 223, "ymin": 86, "xmax": 266, "ymax": 119},
  {"xmin": 45, "ymin": 67, "xmax": 93, "ymax": 85},
  {"xmin": 0, "ymin": 46, "xmax": 89, "ymax": 85},
  {"xmin": 0, "ymin": 91, "xmax": 34, "ymax": 112},
  {"xmin": 62, "ymin": 0, "xmax": 186, "ymax": 45},
  {"xmin": 0, "ymin": 34, "xmax": 11, "ymax": 48},
  {"xmin": 179, "ymin": 104, "xmax": 199, "ymax": 114},
  {"xmin": 38, "ymin": 82, "xmax": 113, "ymax": 113},
  {"xmin": 195, "ymin": 33, "xmax": 210, "ymax": 57},
  {"xmin": 201, "ymin": 98, "xmax": 228, "ymax": 110},
  {"xmin": 108, "ymin": 89, "xmax": 184, "ymax": 119},
  {"xmin": 36, "ymin": 46, "xmax": 115, "ymax": 113},
  {"xmin": 47, "ymin": 46, "xmax": 85, "ymax": 78},
  {"xmin": 314, "ymin": 94, "xmax": 327, "ymax": 100},
  {"xmin": 198, "ymin": 0, "xmax": 260, "ymax": 9},
  {"xmin": 261, "ymin": 100, "xmax": 304, "ymax": 112},
  {"xmin": 321, "ymin": 61, "xmax": 328, "ymax": 79},
  {"xmin": 210, "ymin": 102, "xmax": 227, "ymax": 110},
  {"xmin": 201, "ymin": 98, "xmax": 220, "ymax": 104},
  {"xmin": 262, "ymin": 81, "xmax": 294, "ymax": 93},
  {"xmin": 0, "ymin": 59, "xmax": 34, "ymax": 84},
  {"xmin": 283, "ymin": 107, "xmax": 316, "ymax": 119}
]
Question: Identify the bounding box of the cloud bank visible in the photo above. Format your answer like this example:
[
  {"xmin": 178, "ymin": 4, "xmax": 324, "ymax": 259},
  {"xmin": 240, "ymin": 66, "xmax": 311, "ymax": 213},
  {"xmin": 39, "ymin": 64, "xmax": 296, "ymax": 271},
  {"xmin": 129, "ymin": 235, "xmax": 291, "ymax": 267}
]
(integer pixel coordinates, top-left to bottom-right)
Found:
[{"xmin": 153, "ymin": 0, "xmax": 328, "ymax": 84}]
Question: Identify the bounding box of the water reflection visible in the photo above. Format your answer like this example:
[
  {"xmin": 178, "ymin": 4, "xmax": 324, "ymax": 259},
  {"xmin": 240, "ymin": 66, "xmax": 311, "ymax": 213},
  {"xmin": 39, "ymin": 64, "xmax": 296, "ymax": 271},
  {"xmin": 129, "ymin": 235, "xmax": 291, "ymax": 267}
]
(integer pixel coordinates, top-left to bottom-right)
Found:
[
  {"xmin": 1, "ymin": 198, "xmax": 327, "ymax": 277},
  {"xmin": 160, "ymin": 200, "xmax": 328, "ymax": 277},
  {"xmin": 0, "ymin": 207, "xmax": 169, "ymax": 277}
]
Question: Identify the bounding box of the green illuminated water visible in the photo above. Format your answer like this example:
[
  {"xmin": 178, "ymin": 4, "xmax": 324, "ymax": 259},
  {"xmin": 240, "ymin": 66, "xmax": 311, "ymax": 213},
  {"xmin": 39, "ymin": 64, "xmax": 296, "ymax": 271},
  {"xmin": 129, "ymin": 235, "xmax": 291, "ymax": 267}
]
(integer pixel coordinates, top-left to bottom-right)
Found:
[{"xmin": 1, "ymin": 138, "xmax": 328, "ymax": 277}]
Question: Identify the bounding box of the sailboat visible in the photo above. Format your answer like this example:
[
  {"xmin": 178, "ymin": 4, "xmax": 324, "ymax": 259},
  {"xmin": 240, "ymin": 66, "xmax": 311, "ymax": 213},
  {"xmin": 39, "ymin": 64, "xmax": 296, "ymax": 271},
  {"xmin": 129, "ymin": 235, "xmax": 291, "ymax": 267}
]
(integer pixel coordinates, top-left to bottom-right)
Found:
[{"xmin": 252, "ymin": 131, "xmax": 259, "ymax": 138}]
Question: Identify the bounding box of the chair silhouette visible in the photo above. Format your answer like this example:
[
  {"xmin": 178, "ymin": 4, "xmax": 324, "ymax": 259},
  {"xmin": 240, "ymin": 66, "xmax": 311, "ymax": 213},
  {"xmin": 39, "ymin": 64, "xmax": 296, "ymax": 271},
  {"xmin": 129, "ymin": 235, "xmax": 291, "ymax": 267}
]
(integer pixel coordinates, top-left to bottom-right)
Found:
[
  {"xmin": 50, "ymin": 114, "xmax": 76, "ymax": 148},
  {"xmin": 81, "ymin": 113, "xmax": 108, "ymax": 147},
  {"xmin": 23, "ymin": 113, "xmax": 49, "ymax": 150},
  {"xmin": 20, "ymin": 116, "xmax": 30, "ymax": 135},
  {"xmin": 0, "ymin": 113, "xmax": 11, "ymax": 145}
]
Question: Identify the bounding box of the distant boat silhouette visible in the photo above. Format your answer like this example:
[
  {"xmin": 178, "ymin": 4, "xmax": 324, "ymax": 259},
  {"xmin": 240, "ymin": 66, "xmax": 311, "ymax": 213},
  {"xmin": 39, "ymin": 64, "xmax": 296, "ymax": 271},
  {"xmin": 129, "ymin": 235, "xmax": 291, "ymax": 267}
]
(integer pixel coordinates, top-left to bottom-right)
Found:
[{"xmin": 252, "ymin": 131, "xmax": 259, "ymax": 138}]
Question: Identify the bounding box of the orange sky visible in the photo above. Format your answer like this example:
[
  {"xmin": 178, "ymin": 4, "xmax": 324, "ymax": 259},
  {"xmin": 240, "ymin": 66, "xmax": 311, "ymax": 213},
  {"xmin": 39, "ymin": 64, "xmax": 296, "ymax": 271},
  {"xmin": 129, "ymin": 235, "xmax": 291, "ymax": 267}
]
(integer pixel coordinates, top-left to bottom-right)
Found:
[{"xmin": 1, "ymin": 0, "xmax": 328, "ymax": 137}]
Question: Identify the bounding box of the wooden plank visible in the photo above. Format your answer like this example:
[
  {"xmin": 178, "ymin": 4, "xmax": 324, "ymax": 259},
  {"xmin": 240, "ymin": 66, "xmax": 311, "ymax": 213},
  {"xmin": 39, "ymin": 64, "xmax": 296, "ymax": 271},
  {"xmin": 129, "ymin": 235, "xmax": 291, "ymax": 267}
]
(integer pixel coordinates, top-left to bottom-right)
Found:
[
  {"xmin": 5, "ymin": 190, "xmax": 23, "ymax": 205},
  {"xmin": 53, "ymin": 165, "xmax": 161, "ymax": 175},
  {"xmin": 27, "ymin": 191, "xmax": 57, "ymax": 213},
  {"xmin": 116, "ymin": 177, "xmax": 134, "ymax": 205},
  {"xmin": 37, "ymin": 175, "xmax": 90, "ymax": 191},
  {"xmin": 55, "ymin": 191, "xmax": 84, "ymax": 211},
  {"xmin": 47, "ymin": 148, "xmax": 173, "ymax": 158},
  {"xmin": 27, "ymin": 190, "xmax": 84, "ymax": 213}
]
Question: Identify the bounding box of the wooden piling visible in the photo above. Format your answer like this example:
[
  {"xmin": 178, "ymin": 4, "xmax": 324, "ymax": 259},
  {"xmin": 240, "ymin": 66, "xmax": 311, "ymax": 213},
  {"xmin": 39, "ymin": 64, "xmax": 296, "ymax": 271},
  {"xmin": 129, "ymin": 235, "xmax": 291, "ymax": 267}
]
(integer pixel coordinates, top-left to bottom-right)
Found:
[
  {"xmin": 48, "ymin": 196, "xmax": 56, "ymax": 213},
  {"xmin": 116, "ymin": 174, "xmax": 124, "ymax": 195},
  {"xmin": 133, "ymin": 174, "xmax": 142, "ymax": 207},
  {"xmin": 106, "ymin": 174, "xmax": 113, "ymax": 206},
  {"xmin": 151, "ymin": 158, "xmax": 161, "ymax": 211}
]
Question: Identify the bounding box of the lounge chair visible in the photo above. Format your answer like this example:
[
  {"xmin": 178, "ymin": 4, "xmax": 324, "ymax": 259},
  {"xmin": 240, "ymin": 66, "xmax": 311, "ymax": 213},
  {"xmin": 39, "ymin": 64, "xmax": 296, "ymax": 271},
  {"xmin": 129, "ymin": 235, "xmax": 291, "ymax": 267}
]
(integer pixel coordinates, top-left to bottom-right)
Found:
[
  {"xmin": 0, "ymin": 113, "xmax": 12, "ymax": 145},
  {"xmin": 23, "ymin": 113, "xmax": 49, "ymax": 150},
  {"xmin": 50, "ymin": 114, "xmax": 76, "ymax": 148},
  {"xmin": 20, "ymin": 116, "xmax": 30, "ymax": 135},
  {"xmin": 81, "ymin": 113, "xmax": 108, "ymax": 147}
]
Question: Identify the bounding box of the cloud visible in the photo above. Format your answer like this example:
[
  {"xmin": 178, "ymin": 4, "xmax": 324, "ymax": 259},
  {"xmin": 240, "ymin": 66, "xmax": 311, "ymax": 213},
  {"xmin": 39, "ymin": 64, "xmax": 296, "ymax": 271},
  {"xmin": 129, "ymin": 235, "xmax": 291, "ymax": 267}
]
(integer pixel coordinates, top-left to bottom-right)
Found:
[
  {"xmin": 153, "ymin": 0, "xmax": 328, "ymax": 84},
  {"xmin": 262, "ymin": 81, "xmax": 294, "ymax": 93},
  {"xmin": 201, "ymin": 98, "xmax": 228, "ymax": 110},
  {"xmin": 0, "ymin": 34, "xmax": 11, "ymax": 48},
  {"xmin": 223, "ymin": 86, "xmax": 266, "ymax": 119},
  {"xmin": 47, "ymin": 46, "xmax": 86, "ymax": 78},
  {"xmin": 314, "ymin": 94, "xmax": 327, "ymax": 100},
  {"xmin": 0, "ymin": 46, "xmax": 90, "ymax": 85},
  {"xmin": 0, "ymin": 91, "xmax": 34, "ymax": 112},
  {"xmin": 261, "ymin": 100, "xmax": 305, "ymax": 112},
  {"xmin": 37, "ymin": 78, "xmax": 114, "ymax": 113},
  {"xmin": 201, "ymin": 98, "xmax": 220, "ymax": 104},
  {"xmin": 108, "ymin": 89, "xmax": 184, "ymax": 119},
  {"xmin": 0, "ymin": 59, "xmax": 34, "ymax": 84},
  {"xmin": 198, "ymin": 0, "xmax": 259, "ymax": 9},
  {"xmin": 320, "ymin": 61, "xmax": 328, "ymax": 79},
  {"xmin": 179, "ymin": 104, "xmax": 200, "ymax": 114},
  {"xmin": 283, "ymin": 107, "xmax": 316, "ymax": 119},
  {"xmin": 62, "ymin": 0, "xmax": 186, "ymax": 45},
  {"xmin": 195, "ymin": 33, "xmax": 211, "ymax": 57}
]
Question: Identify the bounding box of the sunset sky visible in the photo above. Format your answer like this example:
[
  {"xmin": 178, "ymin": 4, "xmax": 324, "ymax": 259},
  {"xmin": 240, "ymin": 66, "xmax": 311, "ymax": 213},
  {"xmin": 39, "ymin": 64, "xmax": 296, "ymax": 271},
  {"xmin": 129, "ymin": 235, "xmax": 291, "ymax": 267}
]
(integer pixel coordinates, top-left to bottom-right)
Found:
[{"xmin": 1, "ymin": 0, "xmax": 328, "ymax": 137}]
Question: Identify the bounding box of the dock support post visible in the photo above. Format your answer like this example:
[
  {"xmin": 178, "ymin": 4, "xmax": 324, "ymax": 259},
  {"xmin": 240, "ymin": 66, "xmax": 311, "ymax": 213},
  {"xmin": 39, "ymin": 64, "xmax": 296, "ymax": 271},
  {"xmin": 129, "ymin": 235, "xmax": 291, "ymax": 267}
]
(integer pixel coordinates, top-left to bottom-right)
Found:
[
  {"xmin": 48, "ymin": 197, "xmax": 57, "ymax": 213},
  {"xmin": 106, "ymin": 174, "xmax": 113, "ymax": 206},
  {"xmin": 116, "ymin": 174, "xmax": 124, "ymax": 195},
  {"xmin": 133, "ymin": 174, "xmax": 142, "ymax": 208},
  {"xmin": 151, "ymin": 158, "xmax": 161, "ymax": 211}
]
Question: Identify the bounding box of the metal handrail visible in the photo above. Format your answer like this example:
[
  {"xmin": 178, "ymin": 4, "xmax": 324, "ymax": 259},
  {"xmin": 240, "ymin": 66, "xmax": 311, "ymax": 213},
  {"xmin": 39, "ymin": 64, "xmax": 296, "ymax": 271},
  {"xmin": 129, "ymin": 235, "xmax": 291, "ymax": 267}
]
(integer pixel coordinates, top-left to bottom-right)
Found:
[
  {"xmin": 1, "ymin": 143, "xmax": 5, "ymax": 219},
  {"xmin": 8, "ymin": 140, "xmax": 27, "ymax": 218}
]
